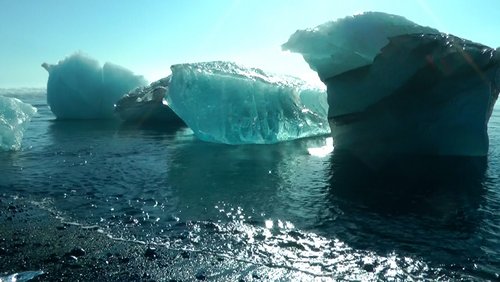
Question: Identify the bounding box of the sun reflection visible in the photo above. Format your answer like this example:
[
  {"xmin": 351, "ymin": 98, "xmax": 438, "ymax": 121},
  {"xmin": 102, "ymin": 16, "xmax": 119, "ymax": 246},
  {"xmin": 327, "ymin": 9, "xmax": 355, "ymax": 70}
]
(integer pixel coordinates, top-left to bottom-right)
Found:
[
  {"xmin": 307, "ymin": 137, "xmax": 334, "ymax": 157},
  {"xmin": 265, "ymin": 219, "xmax": 273, "ymax": 229}
]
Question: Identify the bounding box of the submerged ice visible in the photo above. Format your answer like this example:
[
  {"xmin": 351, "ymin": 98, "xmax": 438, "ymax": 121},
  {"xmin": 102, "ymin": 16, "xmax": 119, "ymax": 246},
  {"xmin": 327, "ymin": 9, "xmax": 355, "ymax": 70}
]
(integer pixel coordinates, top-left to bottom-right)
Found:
[
  {"xmin": 42, "ymin": 54, "xmax": 147, "ymax": 119},
  {"xmin": 0, "ymin": 96, "xmax": 37, "ymax": 151},
  {"xmin": 283, "ymin": 12, "xmax": 500, "ymax": 156},
  {"xmin": 166, "ymin": 61, "xmax": 330, "ymax": 144}
]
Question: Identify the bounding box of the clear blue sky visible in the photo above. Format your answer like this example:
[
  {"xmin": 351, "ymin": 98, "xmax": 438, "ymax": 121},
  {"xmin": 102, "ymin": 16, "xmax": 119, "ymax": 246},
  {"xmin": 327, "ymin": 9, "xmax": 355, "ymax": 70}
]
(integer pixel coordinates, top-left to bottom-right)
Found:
[{"xmin": 0, "ymin": 0, "xmax": 499, "ymax": 88}]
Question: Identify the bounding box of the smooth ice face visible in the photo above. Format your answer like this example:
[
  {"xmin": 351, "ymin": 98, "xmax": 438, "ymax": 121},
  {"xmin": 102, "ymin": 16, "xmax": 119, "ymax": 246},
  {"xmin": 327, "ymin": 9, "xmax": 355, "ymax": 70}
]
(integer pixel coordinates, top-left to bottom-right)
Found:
[
  {"xmin": 42, "ymin": 53, "xmax": 147, "ymax": 119},
  {"xmin": 0, "ymin": 96, "xmax": 37, "ymax": 151},
  {"xmin": 282, "ymin": 11, "xmax": 438, "ymax": 80},
  {"xmin": 167, "ymin": 61, "xmax": 330, "ymax": 144}
]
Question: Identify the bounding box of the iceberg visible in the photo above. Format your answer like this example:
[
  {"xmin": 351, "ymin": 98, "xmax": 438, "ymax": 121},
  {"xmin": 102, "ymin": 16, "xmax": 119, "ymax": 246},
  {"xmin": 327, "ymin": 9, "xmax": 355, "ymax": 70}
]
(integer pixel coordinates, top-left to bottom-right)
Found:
[
  {"xmin": 0, "ymin": 96, "xmax": 37, "ymax": 151},
  {"xmin": 115, "ymin": 77, "xmax": 185, "ymax": 125},
  {"xmin": 283, "ymin": 12, "xmax": 500, "ymax": 157},
  {"xmin": 165, "ymin": 61, "xmax": 330, "ymax": 144},
  {"xmin": 42, "ymin": 53, "xmax": 147, "ymax": 119}
]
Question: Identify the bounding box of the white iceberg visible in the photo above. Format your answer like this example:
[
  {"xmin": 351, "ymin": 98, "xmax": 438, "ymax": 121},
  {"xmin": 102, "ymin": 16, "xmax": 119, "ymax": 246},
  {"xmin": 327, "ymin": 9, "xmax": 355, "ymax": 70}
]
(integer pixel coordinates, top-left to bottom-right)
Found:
[
  {"xmin": 283, "ymin": 12, "xmax": 500, "ymax": 157},
  {"xmin": 166, "ymin": 61, "xmax": 330, "ymax": 144},
  {"xmin": 282, "ymin": 12, "xmax": 438, "ymax": 81},
  {"xmin": 42, "ymin": 53, "xmax": 147, "ymax": 119},
  {"xmin": 0, "ymin": 96, "xmax": 37, "ymax": 151}
]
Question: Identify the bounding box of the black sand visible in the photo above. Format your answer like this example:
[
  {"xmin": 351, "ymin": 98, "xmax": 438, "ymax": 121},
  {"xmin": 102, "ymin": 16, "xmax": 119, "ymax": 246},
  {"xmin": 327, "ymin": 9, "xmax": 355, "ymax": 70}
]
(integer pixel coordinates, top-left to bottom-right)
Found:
[{"xmin": 0, "ymin": 197, "xmax": 316, "ymax": 281}]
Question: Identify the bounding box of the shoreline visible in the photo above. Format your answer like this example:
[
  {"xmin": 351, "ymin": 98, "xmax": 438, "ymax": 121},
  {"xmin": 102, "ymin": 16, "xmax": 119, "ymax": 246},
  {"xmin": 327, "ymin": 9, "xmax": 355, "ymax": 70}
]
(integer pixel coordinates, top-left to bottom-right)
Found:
[{"xmin": 0, "ymin": 197, "xmax": 317, "ymax": 281}]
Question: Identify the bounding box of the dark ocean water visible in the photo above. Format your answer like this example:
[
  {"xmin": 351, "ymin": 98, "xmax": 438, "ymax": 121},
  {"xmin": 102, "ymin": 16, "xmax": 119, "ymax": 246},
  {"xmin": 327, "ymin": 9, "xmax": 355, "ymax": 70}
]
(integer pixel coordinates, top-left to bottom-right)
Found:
[{"xmin": 1, "ymin": 90, "xmax": 499, "ymax": 281}]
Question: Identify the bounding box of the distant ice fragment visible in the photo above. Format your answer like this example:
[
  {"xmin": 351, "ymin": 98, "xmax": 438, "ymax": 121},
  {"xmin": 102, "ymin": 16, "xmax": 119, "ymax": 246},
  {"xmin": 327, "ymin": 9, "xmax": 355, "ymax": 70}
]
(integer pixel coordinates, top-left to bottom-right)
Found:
[
  {"xmin": 283, "ymin": 12, "xmax": 500, "ymax": 157},
  {"xmin": 115, "ymin": 77, "xmax": 184, "ymax": 125},
  {"xmin": 0, "ymin": 96, "xmax": 37, "ymax": 151},
  {"xmin": 42, "ymin": 53, "xmax": 147, "ymax": 119},
  {"xmin": 166, "ymin": 61, "xmax": 330, "ymax": 144}
]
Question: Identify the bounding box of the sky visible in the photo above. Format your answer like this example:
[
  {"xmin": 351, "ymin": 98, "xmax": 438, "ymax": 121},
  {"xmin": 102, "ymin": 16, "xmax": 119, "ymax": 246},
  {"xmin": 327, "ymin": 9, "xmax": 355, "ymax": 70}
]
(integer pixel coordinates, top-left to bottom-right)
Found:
[{"xmin": 0, "ymin": 0, "xmax": 499, "ymax": 88}]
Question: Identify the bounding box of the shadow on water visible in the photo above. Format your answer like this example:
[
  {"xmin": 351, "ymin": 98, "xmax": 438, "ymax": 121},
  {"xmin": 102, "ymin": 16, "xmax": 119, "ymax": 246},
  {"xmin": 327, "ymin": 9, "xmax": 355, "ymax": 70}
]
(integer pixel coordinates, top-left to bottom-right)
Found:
[
  {"xmin": 323, "ymin": 150, "xmax": 496, "ymax": 277},
  {"xmin": 47, "ymin": 119, "xmax": 188, "ymax": 141},
  {"xmin": 118, "ymin": 120, "xmax": 188, "ymax": 135},
  {"xmin": 328, "ymin": 151, "xmax": 487, "ymax": 215},
  {"xmin": 47, "ymin": 119, "xmax": 121, "ymax": 137},
  {"xmin": 164, "ymin": 137, "xmax": 328, "ymax": 222}
]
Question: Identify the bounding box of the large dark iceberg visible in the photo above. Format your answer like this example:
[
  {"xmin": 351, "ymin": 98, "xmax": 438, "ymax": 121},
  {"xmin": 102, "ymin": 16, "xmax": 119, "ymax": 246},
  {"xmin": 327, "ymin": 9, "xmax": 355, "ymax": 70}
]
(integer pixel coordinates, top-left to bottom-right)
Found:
[{"xmin": 283, "ymin": 12, "xmax": 500, "ymax": 157}]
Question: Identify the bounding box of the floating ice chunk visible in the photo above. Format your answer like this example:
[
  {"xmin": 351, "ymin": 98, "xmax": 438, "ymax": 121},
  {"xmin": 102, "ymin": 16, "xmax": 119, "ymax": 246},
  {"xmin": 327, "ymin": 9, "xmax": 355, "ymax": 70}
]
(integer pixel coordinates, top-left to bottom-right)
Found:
[
  {"xmin": 115, "ymin": 77, "xmax": 184, "ymax": 124},
  {"xmin": 282, "ymin": 11, "xmax": 438, "ymax": 80},
  {"xmin": 325, "ymin": 33, "xmax": 500, "ymax": 116},
  {"xmin": 326, "ymin": 36, "xmax": 499, "ymax": 156},
  {"xmin": 0, "ymin": 270, "xmax": 44, "ymax": 282},
  {"xmin": 0, "ymin": 96, "xmax": 37, "ymax": 151},
  {"xmin": 42, "ymin": 53, "xmax": 147, "ymax": 119},
  {"xmin": 283, "ymin": 12, "xmax": 499, "ymax": 157},
  {"xmin": 166, "ymin": 61, "xmax": 330, "ymax": 144}
]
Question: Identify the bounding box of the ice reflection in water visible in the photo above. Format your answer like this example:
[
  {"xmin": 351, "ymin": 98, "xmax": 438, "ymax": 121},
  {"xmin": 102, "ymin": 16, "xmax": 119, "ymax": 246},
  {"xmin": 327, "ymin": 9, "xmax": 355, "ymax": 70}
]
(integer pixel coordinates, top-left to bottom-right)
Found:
[{"xmin": 323, "ymin": 152, "xmax": 497, "ymax": 280}]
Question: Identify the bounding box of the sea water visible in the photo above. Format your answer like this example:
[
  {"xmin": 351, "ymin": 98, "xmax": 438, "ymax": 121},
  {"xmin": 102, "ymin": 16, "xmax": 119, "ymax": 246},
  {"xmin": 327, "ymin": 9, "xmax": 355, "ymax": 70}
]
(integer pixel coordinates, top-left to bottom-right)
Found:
[{"xmin": 0, "ymin": 90, "xmax": 499, "ymax": 280}]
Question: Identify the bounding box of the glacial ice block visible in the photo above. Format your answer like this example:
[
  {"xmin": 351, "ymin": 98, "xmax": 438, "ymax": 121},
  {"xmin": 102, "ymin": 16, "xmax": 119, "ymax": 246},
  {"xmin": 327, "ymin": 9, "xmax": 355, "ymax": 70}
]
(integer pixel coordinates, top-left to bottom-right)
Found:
[
  {"xmin": 166, "ymin": 61, "xmax": 329, "ymax": 144},
  {"xmin": 283, "ymin": 12, "xmax": 500, "ymax": 157},
  {"xmin": 0, "ymin": 96, "xmax": 37, "ymax": 151},
  {"xmin": 282, "ymin": 12, "xmax": 438, "ymax": 80},
  {"xmin": 115, "ymin": 77, "xmax": 184, "ymax": 124},
  {"xmin": 42, "ymin": 54, "xmax": 147, "ymax": 119}
]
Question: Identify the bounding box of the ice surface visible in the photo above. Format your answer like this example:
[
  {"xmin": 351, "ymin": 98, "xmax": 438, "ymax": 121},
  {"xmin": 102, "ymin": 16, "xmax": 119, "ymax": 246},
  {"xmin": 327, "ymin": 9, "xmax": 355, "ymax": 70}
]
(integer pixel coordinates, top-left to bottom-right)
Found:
[
  {"xmin": 325, "ymin": 33, "xmax": 500, "ymax": 117},
  {"xmin": 166, "ymin": 61, "xmax": 329, "ymax": 144},
  {"xmin": 115, "ymin": 77, "xmax": 184, "ymax": 124},
  {"xmin": 0, "ymin": 96, "xmax": 37, "ymax": 151},
  {"xmin": 0, "ymin": 270, "xmax": 44, "ymax": 282},
  {"xmin": 283, "ymin": 12, "xmax": 500, "ymax": 157},
  {"xmin": 282, "ymin": 11, "xmax": 438, "ymax": 80},
  {"xmin": 42, "ymin": 53, "xmax": 147, "ymax": 119}
]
